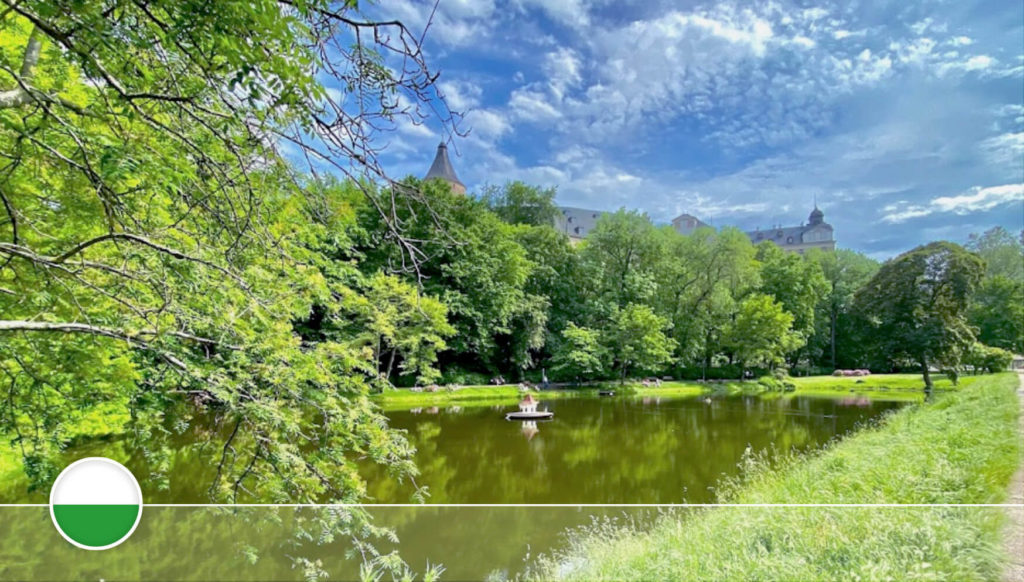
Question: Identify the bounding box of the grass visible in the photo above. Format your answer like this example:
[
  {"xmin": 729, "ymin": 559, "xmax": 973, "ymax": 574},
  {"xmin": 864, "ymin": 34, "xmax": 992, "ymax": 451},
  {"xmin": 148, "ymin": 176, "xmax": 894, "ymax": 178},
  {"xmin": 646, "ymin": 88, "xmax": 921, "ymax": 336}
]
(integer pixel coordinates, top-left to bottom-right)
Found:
[
  {"xmin": 525, "ymin": 372, "xmax": 1022, "ymax": 581},
  {"xmin": 372, "ymin": 385, "xmax": 597, "ymax": 411},
  {"xmin": 372, "ymin": 373, "xmax": 991, "ymax": 410}
]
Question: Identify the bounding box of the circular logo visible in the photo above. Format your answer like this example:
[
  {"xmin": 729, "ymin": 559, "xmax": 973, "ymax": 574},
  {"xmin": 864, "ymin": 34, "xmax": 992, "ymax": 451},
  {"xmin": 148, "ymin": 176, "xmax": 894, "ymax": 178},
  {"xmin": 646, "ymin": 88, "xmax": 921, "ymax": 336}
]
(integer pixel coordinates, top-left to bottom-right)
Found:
[{"xmin": 49, "ymin": 457, "xmax": 143, "ymax": 550}]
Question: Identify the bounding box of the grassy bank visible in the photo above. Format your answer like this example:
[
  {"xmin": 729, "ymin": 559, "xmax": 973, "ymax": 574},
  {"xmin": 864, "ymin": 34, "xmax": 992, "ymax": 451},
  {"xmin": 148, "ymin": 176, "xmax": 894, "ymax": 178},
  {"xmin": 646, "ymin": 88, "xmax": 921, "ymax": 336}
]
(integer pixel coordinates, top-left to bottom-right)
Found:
[
  {"xmin": 372, "ymin": 385, "xmax": 598, "ymax": 410},
  {"xmin": 372, "ymin": 373, "xmax": 982, "ymax": 410},
  {"xmin": 526, "ymin": 372, "xmax": 1022, "ymax": 581}
]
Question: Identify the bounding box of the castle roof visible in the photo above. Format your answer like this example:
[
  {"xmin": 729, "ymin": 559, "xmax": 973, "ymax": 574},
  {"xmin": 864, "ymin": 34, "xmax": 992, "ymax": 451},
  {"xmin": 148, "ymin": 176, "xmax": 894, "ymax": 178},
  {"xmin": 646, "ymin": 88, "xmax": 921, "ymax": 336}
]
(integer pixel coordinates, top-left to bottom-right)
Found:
[{"xmin": 424, "ymin": 142, "xmax": 465, "ymax": 191}]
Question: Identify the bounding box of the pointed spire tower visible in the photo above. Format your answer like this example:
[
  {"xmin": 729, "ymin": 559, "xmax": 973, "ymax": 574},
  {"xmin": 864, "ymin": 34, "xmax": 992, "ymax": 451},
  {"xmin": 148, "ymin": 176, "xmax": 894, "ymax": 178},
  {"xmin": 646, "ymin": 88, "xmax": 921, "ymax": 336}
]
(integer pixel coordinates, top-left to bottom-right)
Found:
[{"xmin": 424, "ymin": 142, "xmax": 466, "ymax": 195}]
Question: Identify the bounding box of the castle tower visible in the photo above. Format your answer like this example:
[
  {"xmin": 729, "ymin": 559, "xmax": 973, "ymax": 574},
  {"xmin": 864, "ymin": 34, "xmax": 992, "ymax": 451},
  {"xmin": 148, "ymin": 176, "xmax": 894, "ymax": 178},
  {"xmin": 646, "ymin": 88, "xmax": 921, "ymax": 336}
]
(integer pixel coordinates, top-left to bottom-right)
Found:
[
  {"xmin": 808, "ymin": 204, "xmax": 824, "ymax": 226},
  {"xmin": 424, "ymin": 142, "xmax": 466, "ymax": 195}
]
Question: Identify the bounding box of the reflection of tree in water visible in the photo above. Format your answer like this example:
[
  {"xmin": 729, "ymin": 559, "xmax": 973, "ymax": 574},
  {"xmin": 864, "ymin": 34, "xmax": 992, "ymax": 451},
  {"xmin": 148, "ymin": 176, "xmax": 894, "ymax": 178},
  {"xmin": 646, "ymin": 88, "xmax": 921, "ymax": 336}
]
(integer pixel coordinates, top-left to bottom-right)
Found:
[{"xmin": 360, "ymin": 396, "xmax": 903, "ymax": 505}]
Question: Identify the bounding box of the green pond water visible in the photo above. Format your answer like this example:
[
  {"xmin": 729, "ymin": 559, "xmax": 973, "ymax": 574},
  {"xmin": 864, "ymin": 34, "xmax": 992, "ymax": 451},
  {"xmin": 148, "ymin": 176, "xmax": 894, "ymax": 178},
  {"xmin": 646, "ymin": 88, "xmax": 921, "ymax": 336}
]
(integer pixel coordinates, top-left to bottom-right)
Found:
[{"xmin": 0, "ymin": 393, "xmax": 906, "ymax": 580}]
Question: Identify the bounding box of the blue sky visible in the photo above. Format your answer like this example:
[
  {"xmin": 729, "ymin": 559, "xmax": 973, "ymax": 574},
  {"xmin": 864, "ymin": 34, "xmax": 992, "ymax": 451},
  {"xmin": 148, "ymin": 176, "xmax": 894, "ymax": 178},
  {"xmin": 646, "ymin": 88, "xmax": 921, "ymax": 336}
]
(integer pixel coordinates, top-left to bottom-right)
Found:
[{"xmin": 368, "ymin": 0, "xmax": 1023, "ymax": 259}]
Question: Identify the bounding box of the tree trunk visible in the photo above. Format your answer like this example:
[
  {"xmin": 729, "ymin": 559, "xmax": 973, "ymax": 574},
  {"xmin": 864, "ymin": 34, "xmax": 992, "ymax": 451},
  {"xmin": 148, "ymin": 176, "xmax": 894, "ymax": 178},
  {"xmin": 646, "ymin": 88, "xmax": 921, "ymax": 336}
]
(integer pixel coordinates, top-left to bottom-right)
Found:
[
  {"xmin": 830, "ymin": 309, "xmax": 837, "ymax": 370},
  {"xmin": 385, "ymin": 349, "xmax": 397, "ymax": 382},
  {"xmin": 920, "ymin": 356, "xmax": 933, "ymax": 398}
]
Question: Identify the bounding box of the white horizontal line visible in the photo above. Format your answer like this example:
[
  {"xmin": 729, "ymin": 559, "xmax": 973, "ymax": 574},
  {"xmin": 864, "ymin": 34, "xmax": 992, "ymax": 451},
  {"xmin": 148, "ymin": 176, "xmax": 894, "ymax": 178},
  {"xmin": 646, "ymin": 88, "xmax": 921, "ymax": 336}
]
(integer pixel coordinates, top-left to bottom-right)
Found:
[{"xmin": 2, "ymin": 503, "xmax": 1021, "ymax": 508}]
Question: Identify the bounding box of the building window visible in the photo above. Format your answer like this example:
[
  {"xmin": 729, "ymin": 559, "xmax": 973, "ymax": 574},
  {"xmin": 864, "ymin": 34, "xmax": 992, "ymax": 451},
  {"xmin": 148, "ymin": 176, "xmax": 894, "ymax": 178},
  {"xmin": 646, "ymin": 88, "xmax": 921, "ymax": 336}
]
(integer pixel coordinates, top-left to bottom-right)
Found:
[
  {"xmin": 756, "ymin": 233, "xmax": 763, "ymax": 240},
  {"xmin": 786, "ymin": 236, "xmax": 793, "ymax": 244},
  {"xmin": 567, "ymin": 216, "xmax": 573, "ymax": 223},
  {"xmin": 574, "ymin": 226, "xmax": 581, "ymax": 234}
]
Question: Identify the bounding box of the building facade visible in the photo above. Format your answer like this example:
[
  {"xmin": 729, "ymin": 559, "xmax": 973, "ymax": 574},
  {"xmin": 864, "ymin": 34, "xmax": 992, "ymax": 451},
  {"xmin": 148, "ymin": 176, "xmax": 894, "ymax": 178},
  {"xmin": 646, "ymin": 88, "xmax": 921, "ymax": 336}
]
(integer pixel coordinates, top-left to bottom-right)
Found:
[
  {"xmin": 671, "ymin": 213, "xmax": 710, "ymax": 235},
  {"xmin": 555, "ymin": 206, "xmax": 607, "ymax": 242},
  {"xmin": 744, "ymin": 206, "xmax": 835, "ymax": 253}
]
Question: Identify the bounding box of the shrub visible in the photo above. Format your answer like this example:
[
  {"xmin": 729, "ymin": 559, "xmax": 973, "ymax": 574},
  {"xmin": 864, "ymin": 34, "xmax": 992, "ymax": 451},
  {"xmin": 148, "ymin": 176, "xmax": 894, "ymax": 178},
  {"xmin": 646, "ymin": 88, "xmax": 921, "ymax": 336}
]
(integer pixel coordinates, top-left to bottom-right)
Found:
[{"xmin": 439, "ymin": 368, "xmax": 491, "ymax": 386}]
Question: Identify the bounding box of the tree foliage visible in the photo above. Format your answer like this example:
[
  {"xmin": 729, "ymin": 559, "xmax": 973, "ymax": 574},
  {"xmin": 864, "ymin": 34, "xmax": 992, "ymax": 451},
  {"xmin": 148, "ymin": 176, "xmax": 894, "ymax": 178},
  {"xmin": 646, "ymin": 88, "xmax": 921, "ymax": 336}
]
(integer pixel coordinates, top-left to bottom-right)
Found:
[
  {"xmin": 551, "ymin": 323, "xmax": 606, "ymax": 381},
  {"xmin": 724, "ymin": 293, "xmax": 802, "ymax": 372},
  {"xmin": 853, "ymin": 242, "xmax": 985, "ymax": 389},
  {"xmin": 604, "ymin": 304, "xmax": 676, "ymax": 382},
  {"xmin": 482, "ymin": 181, "xmax": 559, "ymax": 227}
]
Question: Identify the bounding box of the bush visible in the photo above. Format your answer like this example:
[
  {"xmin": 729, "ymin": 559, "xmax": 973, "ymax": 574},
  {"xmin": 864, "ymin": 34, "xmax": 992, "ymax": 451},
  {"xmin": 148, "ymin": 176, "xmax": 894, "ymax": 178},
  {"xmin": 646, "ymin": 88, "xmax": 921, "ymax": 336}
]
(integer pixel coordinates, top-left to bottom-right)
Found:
[
  {"xmin": 966, "ymin": 343, "xmax": 1014, "ymax": 374},
  {"xmin": 439, "ymin": 368, "xmax": 491, "ymax": 386},
  {"xmin": 756, "ymin": 375, "xmax": 796, "ymax": 392},
  {"xmin": 679, "ymin": 365, "xmax": 768, "ymax": 381}
]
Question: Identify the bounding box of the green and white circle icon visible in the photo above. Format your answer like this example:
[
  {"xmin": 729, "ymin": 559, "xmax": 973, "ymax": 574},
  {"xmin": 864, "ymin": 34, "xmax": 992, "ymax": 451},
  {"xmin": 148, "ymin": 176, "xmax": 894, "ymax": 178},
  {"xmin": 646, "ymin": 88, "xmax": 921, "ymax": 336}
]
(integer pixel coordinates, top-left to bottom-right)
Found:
[{"xmin": 49, "ymin": 457, "xmax": 143, "ymax": 550}]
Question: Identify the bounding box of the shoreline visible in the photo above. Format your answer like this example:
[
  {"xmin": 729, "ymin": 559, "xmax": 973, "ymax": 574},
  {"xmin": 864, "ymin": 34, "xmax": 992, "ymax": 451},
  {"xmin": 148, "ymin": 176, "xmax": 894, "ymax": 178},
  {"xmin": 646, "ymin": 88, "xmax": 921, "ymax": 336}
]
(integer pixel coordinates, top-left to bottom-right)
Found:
[{"xmin": 372, "ymin": 373, "xmax": 987, "ymax": 410}]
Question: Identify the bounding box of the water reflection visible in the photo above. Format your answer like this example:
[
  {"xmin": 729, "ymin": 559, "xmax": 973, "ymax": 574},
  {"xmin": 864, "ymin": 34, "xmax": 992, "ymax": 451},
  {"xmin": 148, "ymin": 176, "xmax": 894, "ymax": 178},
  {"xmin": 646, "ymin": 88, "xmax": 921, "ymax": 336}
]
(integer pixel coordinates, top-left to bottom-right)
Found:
[{"xmin": 362, "ymin": 394, "xmax": 906, "ymax": 505}]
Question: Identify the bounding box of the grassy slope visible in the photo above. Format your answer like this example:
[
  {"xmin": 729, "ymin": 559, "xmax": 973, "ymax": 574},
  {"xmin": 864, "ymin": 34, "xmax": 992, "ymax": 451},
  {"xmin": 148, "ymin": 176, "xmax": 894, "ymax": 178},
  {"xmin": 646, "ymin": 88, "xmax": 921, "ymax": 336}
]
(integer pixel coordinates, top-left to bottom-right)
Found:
[{"xmin": 528, "ymin": 373, "xmax": 1022, "ymax": 582}]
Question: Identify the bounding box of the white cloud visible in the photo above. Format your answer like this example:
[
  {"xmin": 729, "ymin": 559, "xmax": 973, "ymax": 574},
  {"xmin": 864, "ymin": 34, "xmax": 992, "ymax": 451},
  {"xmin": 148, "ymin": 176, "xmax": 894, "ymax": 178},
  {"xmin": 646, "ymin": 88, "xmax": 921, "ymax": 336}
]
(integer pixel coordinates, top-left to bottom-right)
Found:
[
  {"xmin": 963, "ymin": 55, "xmax": 994, "ymax": 70},
  {"xmin": 464, "ymin": 108, "xmax": 512, "ymax": 139},
  {"xmin": 543, "ymin": 47, "xmax": 583, "ymax": 98},
  {"xmin": 932, "ymin": 184, "xmax": 1024, "ymax": 214},
  {"xmin": 514, "ymin": 0, "xmax": 590, "ymax": 27},
  {"xmin": 508, "ymin": 88, "xmax": 563, "ymax": 122},
  {"xmin": 882, "ymin": 184, "xmax": 1024, "ymax": 223},
  {"xmin": 438, "ymin": 80, "xmax": 482, "ymax": 112}
]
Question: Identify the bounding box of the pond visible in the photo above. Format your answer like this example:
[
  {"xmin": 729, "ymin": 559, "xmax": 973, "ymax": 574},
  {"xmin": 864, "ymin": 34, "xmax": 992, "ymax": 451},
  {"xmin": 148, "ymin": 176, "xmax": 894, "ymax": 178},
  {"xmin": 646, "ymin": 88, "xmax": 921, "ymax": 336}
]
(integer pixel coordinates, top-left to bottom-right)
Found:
[
  {"xmin": 362, "ymin": 393, "xmax": 905, "ymax": 504},
  {"xmin": 0, "ymin": 393, "xmax": 907, "ymax": 580}
]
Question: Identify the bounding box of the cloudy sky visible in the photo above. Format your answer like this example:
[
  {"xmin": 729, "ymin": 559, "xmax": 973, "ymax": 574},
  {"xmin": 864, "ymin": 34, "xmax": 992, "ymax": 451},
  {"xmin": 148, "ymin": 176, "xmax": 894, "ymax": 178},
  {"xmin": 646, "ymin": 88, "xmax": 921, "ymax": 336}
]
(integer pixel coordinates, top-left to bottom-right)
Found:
[{"xmin": 368, "ymin": 0, "xmax": 1023, "ymax": 258}]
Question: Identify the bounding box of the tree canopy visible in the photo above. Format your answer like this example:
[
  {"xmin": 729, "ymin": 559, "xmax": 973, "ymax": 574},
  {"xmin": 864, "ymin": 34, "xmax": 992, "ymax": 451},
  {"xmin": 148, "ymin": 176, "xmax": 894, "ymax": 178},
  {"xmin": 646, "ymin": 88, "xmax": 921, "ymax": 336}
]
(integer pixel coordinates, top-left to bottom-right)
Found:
[{"xmin": 853, "ymin": 242, "xmax": 985, "ymax": 390}]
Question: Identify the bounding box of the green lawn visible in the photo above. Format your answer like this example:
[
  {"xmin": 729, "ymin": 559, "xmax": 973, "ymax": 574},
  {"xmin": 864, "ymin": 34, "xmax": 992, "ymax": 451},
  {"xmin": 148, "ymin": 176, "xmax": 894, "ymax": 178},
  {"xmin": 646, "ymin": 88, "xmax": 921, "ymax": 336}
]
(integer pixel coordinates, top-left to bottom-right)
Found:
[
  {"xmin": 526, "ymin": 372, "xmax": 1022, "ymax": 581},
  {"xmin": 372, "ymin": 373, "xmax": 989, "ymax": 410},
  {"xmin": 371, "ymin": 385, "xmax": 596, "ymax": 410}
]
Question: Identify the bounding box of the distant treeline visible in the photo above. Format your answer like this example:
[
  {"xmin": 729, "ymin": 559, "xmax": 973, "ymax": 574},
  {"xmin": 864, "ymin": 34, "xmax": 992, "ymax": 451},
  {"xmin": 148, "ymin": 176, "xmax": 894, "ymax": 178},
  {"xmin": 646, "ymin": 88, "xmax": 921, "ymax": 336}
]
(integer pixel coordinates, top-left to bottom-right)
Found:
[{"xmin": 324, "ymin": 179, "xmax": 1023, "ymax": 387}]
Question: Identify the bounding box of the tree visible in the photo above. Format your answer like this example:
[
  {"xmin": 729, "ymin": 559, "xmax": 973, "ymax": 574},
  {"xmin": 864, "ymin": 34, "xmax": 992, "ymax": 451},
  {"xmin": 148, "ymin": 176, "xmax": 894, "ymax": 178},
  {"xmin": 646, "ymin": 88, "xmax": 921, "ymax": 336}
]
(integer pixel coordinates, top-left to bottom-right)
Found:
[
  {"xmin": 965, "ymin": 227, "xmax": 1024, "ymax": 353},
  {"xmin": 482, "ymin": 181, "xmax": 560, "ymax": 227},
  {"xmin": 723, "ymin": 293, "xmax": 803, "ymax": 375},
  {"xmin": 551, "ymin": 323, "xmax": 606, "ymax": 382},
  {"xmin": 806, "ymin": 249, "xmax": 880, "ymax": 368},
  {"xmin": 578, "ymin": 210, "xmax": 664, "ymax": 311},
  {"xmin": 853, "ymin": 242, "xmax": 985, "ymax": 392},
  {"xmin": 1, "ymin": 5, "xmax": 455, "ymax": 573},
  {"xmin": 336, "ymin": 273, "xmax": 454, "ymax": 386},
  {"xmin": 755, "ymin": 242, "xmax": 829, "ymax": 365},
  {"xmin": 653, "ymin": 226, "xmax": 759, "ymax": 374},
  {"xmin": 969, "ymin": 275, "xmax": 1024, "ymax": 353},
  {"xmin": 966, "ymin": 226, "xmax": 1024, "ymax": 281},
  {"xmin": 356, "ymin": 179, "xmax": 542, "ymax": 376},
  {"xmin": 603, "ymin": 304, "xmax": 677, "ymax": 383},
  {"xmin": 0, "ymin": 0, "xmax": 448, "ymax": 548}
]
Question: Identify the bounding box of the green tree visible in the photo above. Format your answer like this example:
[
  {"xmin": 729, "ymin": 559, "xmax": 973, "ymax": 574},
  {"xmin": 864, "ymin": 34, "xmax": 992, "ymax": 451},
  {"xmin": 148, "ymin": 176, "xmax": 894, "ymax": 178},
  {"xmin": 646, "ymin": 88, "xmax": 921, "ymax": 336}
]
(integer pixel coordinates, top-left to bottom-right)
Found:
[
  {"xmin": 965, "ymin": 227, "xmax": 1024, "ymax": 353},
  {"xmin": 604, "ymin": 304, "xmax": 677, "ymax": 383},
  {"xmin": 337, "ymin": 273, "xmax": 454, "ymax": 386},
  {"xmin": 723, "ymin": 293, "xmax": 803, "ymax": 375},
  {"xmin": 482, "ymin": 181, "xmax": 560, "ymax": 227},
  {"xmin": 755, "ymin": 242, "xmax": 829, "ymax": 365},
  {"xmin": 853, "ymin": 242, "xmax": 985, "ymax": 392},
  {"xmin": 357, "ymin": 179, "xmax": 542, "ymax": 376},
  {"xmin": 0, "ymin": 5, "xmax": 460, "ymax": 573},
  {"xmin": 969, "ymin": 276, "xmax": 1024, "ymax": 353},
  {"xmin": 966, "ymin": 226, "xmax": 1024, "ymax": 281},
  {"xmin": 551, "ymin": 323, "xmax": 606, "ymax": 382},
  {"xmin": 578, "ymin": 210, "xmax": 664, "ymax": 311},
  {"xmin": 654, "ymin": 227, "xmax": 759, "ymax": 374},
  {"xmin": 806, "ymin": 249, "xmax": 880, "ymax": 368}
]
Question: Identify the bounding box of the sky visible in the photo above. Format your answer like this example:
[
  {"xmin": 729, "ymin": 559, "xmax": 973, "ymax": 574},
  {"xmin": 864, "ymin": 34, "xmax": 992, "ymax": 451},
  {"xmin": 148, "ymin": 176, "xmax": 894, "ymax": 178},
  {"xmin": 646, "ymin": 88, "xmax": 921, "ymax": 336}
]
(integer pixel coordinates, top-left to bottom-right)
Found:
[{"xmin": 366, "ymin": 0, "xmax": 1023, "ymax": 259}]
